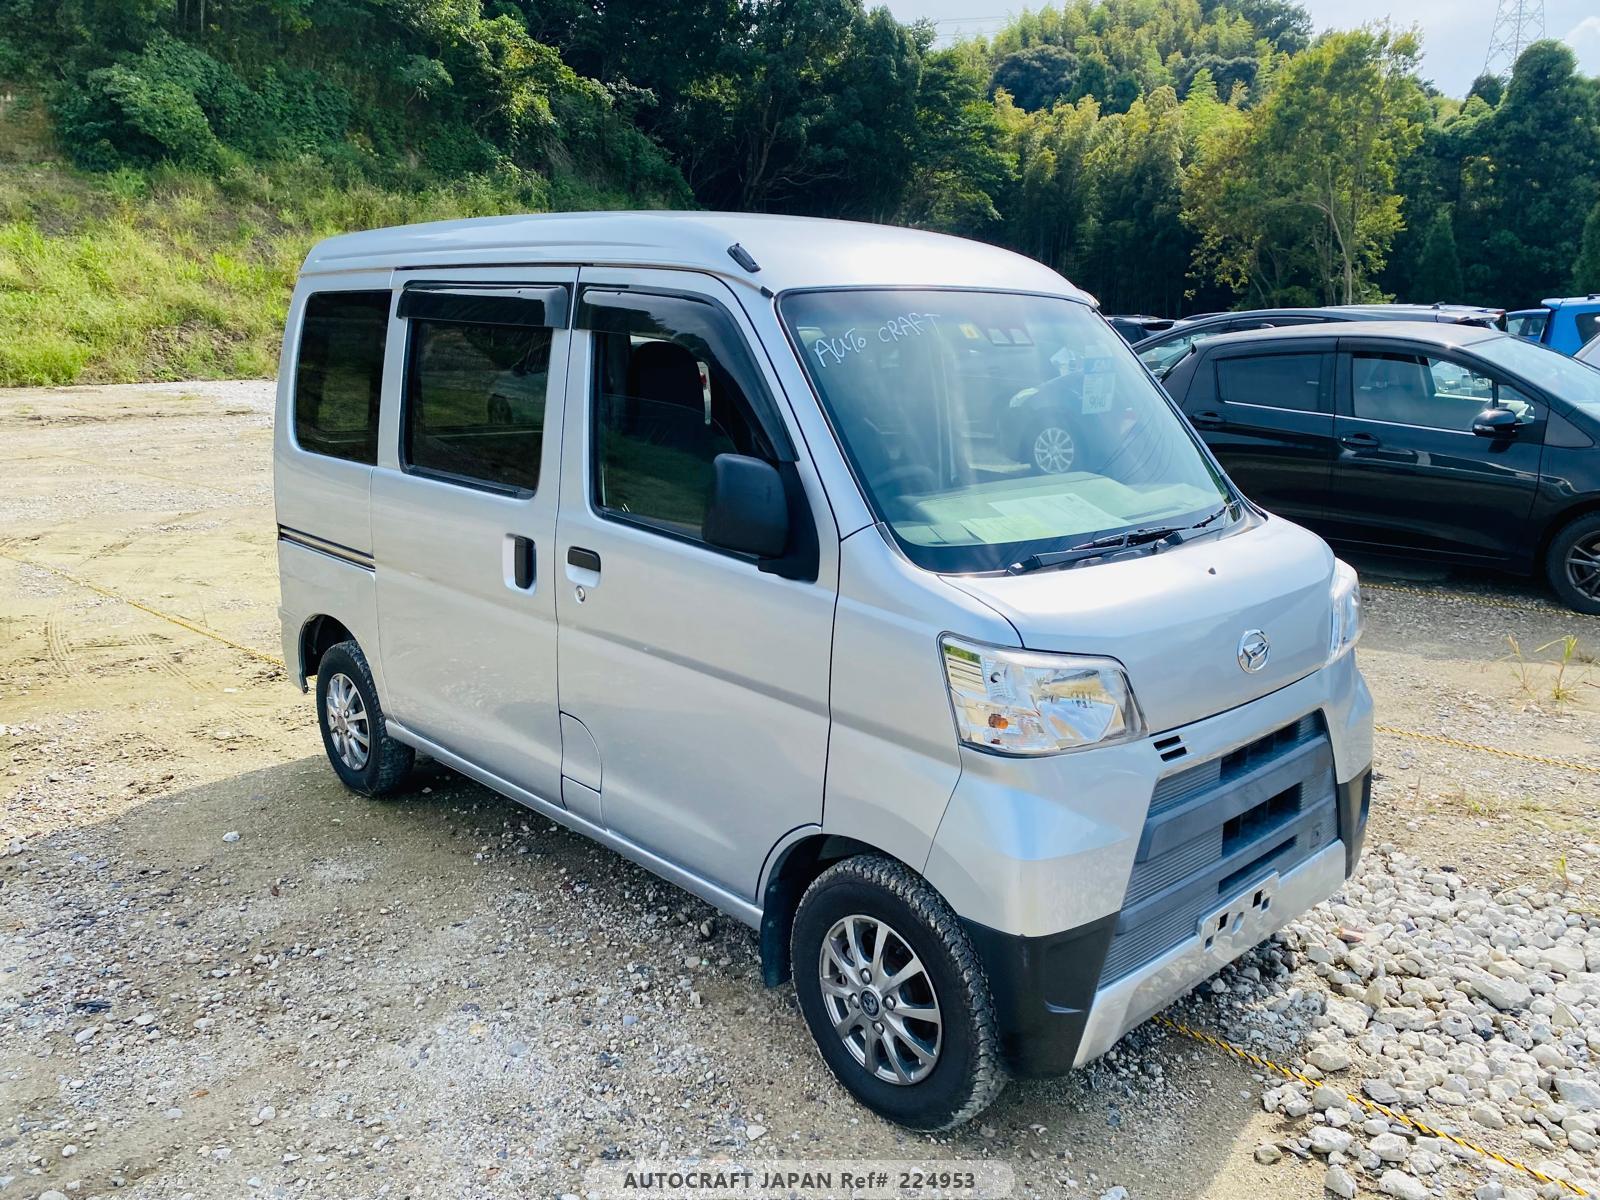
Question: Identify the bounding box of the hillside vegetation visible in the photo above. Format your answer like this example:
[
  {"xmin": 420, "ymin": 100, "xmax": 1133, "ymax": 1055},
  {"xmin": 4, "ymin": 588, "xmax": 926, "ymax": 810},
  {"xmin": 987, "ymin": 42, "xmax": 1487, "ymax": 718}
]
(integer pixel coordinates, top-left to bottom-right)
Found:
[{"xmin": 1, "ymin": 0, "xmax": 1598, "ymax": 386}]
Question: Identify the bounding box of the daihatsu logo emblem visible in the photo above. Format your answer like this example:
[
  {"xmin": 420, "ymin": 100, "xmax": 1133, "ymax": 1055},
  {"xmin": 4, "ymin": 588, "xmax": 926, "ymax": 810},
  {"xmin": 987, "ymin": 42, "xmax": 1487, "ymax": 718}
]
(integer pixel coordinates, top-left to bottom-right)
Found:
[{"xmin": 1237, "ymin": 630, "xmax": 1271, "ymax": 673}]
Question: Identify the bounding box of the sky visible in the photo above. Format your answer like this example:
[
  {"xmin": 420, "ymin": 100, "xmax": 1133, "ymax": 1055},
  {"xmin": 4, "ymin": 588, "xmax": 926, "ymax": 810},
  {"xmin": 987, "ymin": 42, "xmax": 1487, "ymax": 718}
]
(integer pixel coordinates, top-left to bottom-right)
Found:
[{"xmin": 884, "ymin": 0, "xmax": 1600, "ymax": 98}]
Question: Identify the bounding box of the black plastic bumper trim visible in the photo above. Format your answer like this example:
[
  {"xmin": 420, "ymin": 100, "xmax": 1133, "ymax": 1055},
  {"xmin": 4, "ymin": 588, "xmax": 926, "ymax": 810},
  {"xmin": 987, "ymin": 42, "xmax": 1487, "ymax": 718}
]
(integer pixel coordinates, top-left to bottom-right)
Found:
[
  {"xmin": 960, "ymin": 911, "xmax": 1116, "ymax": 1078},
  {"xmin": 1337, "ymin": 768, "xmax": 1372, "ymax": 877}
]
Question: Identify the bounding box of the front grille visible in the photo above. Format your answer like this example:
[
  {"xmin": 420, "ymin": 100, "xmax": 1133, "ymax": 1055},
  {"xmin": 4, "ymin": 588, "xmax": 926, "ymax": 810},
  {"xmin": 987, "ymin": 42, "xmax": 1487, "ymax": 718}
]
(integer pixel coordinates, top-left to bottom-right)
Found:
[{"xmin": 1100, "ymin": 713, "xmax": 1337, "ymax": 984}]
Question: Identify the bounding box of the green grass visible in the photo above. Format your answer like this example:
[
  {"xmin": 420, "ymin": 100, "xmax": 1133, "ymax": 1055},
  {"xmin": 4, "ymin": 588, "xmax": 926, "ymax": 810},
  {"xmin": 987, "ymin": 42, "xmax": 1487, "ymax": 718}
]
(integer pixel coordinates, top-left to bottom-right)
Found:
[{"xmin": 0, "ymin": 157, "xmax": 638, "ymax": 388}]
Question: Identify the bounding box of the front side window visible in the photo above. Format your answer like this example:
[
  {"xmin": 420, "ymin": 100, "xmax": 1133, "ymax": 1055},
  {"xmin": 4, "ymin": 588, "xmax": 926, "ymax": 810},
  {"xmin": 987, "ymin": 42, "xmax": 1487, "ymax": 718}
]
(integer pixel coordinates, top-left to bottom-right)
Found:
[
  {"xmin": 404, "ymin": 320, "xmax": 552, "ymax": 492},
  {"xmin": 1351, "ymin": 351, "xmax": 1538, "ymax": 430},
  {"xmin": 294, "ymin": 291, "xmax": 389, "ymax": 464},
  {"xmin": 589, "ymin": 295, "xmax": 776, "ymax": 542},
  {"xmin": 781, "ymin": 289, "xmax": 1232, "ymax": 573},
  {"xmin": 1216, "ymin": 353, "xmax": 1325, "ymax": 413}
]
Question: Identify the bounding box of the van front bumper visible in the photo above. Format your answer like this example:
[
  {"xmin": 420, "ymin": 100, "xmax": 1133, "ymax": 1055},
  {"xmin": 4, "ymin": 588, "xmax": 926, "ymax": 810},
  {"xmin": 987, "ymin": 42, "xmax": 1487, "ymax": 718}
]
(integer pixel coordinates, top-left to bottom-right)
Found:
[
  {"xmin": 961, "ymin": 817, "xmax": 1356, "ymax": 1076},
  {"xmin": 927, "ymin": 654, "xmax": 1372, "ymax": 1077}
]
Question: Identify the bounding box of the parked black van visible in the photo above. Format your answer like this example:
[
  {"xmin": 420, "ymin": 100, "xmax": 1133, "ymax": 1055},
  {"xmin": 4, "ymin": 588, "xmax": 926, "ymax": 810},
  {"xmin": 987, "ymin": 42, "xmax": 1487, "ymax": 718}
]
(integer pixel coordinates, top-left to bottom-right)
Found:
[{"xmin": 1156, "ymin": 322, "xmax": 1600, "ymax": 613}]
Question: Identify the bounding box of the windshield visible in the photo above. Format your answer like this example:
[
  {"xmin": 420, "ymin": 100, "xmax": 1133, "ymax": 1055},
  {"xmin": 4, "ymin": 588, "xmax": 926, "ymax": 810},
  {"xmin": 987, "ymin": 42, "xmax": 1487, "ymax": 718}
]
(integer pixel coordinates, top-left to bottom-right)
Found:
[
  {"xmin": 1136, "ymin": 326, "xmax": 1219, "ymax": 376},
  {"xmin": 1472, "ymin": 334, "xmax": 1600, "ymax": 414},
  {"xmin": 780, "ymin": 289, "xmax": 1232, "ymax": 573}
]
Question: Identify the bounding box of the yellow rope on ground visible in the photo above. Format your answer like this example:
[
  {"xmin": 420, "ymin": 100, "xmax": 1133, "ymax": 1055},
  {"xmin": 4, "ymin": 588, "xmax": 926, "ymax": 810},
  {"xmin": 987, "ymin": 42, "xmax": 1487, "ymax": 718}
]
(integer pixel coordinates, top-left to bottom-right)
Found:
[
  {"xmin": 1153, "ymin": 1014, "xmax": 1589, "ymax": 1197},
  {"xmin": 1376, "ymin": 724, "xmax": 1600, "ymax": 775},
  {"xmin": 0, "ymin": 548, "xmax": 284, "ymax": 668}
]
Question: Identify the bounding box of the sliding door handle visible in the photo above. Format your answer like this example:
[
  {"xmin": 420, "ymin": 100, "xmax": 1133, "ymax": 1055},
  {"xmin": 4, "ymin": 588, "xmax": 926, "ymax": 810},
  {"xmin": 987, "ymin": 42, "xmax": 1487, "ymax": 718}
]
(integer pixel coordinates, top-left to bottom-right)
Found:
[{"xmin": 504, "ymin": 534, "xmax": 535, "ymax": 591}]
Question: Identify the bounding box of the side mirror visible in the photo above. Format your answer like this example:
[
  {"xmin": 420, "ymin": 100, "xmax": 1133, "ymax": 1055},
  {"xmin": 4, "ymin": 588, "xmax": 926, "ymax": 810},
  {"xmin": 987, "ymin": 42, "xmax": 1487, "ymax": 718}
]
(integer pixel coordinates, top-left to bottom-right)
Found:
[
  {"xmin": 703, "ymin": 453, "xmax": 789, "ymax": 558},
  {"xmin": 1472, "ymin": 407, "xmax": 1519, "ymax": 438}
]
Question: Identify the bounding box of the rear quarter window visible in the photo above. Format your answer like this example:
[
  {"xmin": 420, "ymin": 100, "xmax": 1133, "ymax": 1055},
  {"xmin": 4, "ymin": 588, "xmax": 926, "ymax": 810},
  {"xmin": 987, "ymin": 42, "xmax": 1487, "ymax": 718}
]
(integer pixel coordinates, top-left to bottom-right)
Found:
[
  {"xmin": 1215, "ymin": 353, "xmax": 1325, "ymax": 413},
  {"xmin": 293, "ymin": 291, "xmax": 390, "ymax": 464}
]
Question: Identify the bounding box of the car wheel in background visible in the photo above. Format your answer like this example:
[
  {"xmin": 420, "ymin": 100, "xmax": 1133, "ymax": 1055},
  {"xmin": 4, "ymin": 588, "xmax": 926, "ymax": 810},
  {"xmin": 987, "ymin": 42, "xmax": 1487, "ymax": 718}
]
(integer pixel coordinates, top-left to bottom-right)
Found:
[
  {"xmin": 1546, "ymin": 512, "xmax": 1600, "ymax": 615},
  {"xmin": 1024, "ymin": 418, "xmax": 1077, "ymax": 474}
]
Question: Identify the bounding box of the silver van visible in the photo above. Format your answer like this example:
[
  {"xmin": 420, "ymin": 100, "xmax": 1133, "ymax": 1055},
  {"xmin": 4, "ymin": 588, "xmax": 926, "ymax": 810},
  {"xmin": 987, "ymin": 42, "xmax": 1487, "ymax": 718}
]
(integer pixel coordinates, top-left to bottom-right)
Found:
[{"xmin": 274, "ymin": 213, "xmax": 1373, "ymax": 1130}]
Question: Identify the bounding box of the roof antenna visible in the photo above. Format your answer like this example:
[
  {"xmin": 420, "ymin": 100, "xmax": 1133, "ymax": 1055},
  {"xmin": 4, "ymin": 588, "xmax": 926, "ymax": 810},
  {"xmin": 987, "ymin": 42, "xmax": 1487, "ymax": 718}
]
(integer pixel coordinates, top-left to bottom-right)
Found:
[{"xmin": 727, "ymin": 243, "xmax": 761, "ymax": 273}]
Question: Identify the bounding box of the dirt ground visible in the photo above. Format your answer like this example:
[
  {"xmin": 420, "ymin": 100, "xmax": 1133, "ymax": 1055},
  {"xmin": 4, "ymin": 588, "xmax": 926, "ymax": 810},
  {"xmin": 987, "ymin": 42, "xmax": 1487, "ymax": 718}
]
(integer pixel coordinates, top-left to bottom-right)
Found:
[{"xmin": 1, "ymin": 381, "xmax": 1597, "ymax": 1200}]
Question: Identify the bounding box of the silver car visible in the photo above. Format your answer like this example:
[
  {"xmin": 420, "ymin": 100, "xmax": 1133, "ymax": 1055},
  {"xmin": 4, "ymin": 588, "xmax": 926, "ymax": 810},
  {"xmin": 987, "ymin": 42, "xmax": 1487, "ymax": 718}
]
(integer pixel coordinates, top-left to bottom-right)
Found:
[{"xmin": 274, "ymin": 213, "xmax": 1373, "ymax": 1130}]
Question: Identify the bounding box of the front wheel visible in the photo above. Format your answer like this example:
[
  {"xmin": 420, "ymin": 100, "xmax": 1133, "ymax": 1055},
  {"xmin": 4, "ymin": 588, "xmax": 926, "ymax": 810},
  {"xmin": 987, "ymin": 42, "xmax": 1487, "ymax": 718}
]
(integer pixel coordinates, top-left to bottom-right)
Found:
[
  {"xmin": 791, "ymin": 855, "xmax": 1006, "ymax": 1130},
  {"xmin": 1545, "ymin": 513, "xmax": 1600, "ymax": 615}
]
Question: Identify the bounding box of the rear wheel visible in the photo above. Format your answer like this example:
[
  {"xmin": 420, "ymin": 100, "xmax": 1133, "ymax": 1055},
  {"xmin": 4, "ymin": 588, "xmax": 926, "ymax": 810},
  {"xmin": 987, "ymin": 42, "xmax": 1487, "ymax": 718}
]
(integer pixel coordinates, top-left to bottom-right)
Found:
[
  {"xmin": 315, "ymin": 640, "xmax": 414, "ymax": 796},
  {"xmin": 791, "ymin": 855, "xmax": 1005, "ymax": 1130},
  {"xmin": 1545, "ymin": 512, "xmax": 1600, "ymax": 615}
]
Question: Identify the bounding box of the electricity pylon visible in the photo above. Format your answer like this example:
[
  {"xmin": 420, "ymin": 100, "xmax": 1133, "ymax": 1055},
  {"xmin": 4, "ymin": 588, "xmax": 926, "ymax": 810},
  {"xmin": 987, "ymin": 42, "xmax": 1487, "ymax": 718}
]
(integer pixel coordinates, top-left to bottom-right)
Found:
[{"xmin": 1483, "ymin": 0, "xmax": 1545, "ymax": 80}]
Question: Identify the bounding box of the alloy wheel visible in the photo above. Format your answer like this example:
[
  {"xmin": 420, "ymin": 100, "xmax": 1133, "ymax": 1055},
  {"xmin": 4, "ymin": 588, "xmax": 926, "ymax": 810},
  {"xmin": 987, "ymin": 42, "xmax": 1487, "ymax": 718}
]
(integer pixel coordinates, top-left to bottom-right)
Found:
[
  {"xmin": 325, "ymin": 672, "xmax": 370, "ymax": 771},
  {"xmin": 1567, "ymin": 533, "xmax": 1600, "ymax": 601},
  {"xmin": 818, "ymin": 914, "xmax": 943, "ymax": 1085},
  {"xmin": 1031, "ymin": 425, "xmax": 1076, "ymax": 474}
]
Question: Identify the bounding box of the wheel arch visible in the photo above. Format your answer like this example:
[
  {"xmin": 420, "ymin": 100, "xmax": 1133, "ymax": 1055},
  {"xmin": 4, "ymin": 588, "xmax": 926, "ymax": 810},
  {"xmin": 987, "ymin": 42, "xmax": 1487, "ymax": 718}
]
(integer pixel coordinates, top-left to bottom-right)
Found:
[
  {"xmin": 1536, "ymin": 497, "xmax": 1600, "ymax": 568},
  {"xmin": 757, "ymin": 832, "xmax": 923, "ymax": 987},
  {"xmin": 298, "ymin": 614, "xmax": 356, "ymax": 686}
]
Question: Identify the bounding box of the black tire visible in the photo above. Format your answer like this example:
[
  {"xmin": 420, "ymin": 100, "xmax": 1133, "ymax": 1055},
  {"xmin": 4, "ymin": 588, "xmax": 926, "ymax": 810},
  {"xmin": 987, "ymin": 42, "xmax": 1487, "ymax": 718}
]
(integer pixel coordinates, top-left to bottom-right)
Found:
[
  {"xmin": 791, "ymin": 855, "xmax": 1006, "ymax": 1130},
  {"xmin": 314, "ymin": 640, "xmax": 414, "ymax": 797},
  {"xmin": 1545, "ymin": 512, "xmax": 1600, "ymax": 616}
]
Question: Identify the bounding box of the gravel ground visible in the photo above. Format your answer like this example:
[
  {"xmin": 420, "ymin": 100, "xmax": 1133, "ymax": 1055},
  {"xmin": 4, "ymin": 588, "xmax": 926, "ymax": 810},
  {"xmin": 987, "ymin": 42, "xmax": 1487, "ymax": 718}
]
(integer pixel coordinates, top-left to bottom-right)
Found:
[{"xmin": 1, "ymin": 381, "xmax": 1598, "ymax": 1200}]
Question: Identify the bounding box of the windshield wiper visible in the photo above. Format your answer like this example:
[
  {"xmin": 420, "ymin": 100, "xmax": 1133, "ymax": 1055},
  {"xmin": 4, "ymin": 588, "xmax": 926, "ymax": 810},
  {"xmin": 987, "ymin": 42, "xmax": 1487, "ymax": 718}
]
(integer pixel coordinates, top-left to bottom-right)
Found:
[{"xmin": 1005, "ymin": 504, "xmax": 1233, "ymax": 576}]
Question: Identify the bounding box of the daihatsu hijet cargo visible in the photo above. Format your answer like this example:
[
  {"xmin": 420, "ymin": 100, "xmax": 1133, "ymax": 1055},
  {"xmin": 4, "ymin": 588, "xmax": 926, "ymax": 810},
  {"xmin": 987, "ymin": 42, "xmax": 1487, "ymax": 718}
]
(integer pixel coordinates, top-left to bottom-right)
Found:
[{"xmin": 275, "ymin": 212, "xmax": 1374, "ymax": 1130}]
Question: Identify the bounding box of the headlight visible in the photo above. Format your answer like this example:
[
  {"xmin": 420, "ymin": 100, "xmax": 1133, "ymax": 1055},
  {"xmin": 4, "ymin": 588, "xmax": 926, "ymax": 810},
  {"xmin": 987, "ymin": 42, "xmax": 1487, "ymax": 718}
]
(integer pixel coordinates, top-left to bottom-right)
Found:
[
  {"xmin": 941, "ymin": 636, "xmax": 1143, "ymax": 756},
  {"xmin": 1328, "ymin": 559, "xmax": 1363, "ymax": 664}
]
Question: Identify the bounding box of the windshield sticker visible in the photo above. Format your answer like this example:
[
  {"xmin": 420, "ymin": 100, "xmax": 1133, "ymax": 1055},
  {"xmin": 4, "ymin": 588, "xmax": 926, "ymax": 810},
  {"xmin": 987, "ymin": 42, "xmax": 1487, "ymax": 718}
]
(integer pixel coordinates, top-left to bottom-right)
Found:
[
  {"xmin": 812, "ymin": 312, "xmax": 941, "ymax": 366},
  {"xmin": 812, "ymin": 328, "xmax": 868, "ymax": 368},
  {"xmin": 878, "ymin": 312, "xmax": 939, "ymax": 343}
]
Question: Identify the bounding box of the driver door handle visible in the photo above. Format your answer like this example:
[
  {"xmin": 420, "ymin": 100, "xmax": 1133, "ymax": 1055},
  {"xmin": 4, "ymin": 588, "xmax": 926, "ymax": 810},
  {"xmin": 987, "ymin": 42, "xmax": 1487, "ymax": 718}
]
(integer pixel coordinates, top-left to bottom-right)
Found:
[
  {"xmin": 1191, "ymin": 410, "xmax": 1223, "ymax": 430},
  {"xmin": 1340, "ymin": 432, "xmax": 1381, "ymax": 449}
]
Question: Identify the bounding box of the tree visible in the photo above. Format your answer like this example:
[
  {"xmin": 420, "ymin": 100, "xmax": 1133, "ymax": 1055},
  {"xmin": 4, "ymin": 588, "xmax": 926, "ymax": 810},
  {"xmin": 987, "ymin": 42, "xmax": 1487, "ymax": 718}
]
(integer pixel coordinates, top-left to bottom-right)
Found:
[
  {"xmin": 900, "ymin": 42, "xmax": 1011, "ymax": 235},
  {"xmin": 1083, "ymin": 87, "xmax": 1191, "ymax": 313},
  {"xmin": 1230, "ymin": 0, "xmax": 1313, "ymax": 54},
  {"xmin": 1184, "ymin": 27, "xmax": 1426, "ymax": 304},
  {"xmin": 1575, "ymin": 199, "xmax": 1600, "ymax": 294},
  {"xmin": 994, "ymin": 91, "xmax": 1101, "ymax": 277},
  {"xmin": 1460, "ymin": 41, "xmax": 1600, "ymax": 305},
  {"xmin": 991, "ymin": 44, "xmax": 1078, "ymax": 112},
  {"xmin": 1466, "ymin": 71, "xmax": 1503, "ymax": 108},
  {"xmin": 1412, "ymin": 205, "xmax": 1464, "ymax": 302}
]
